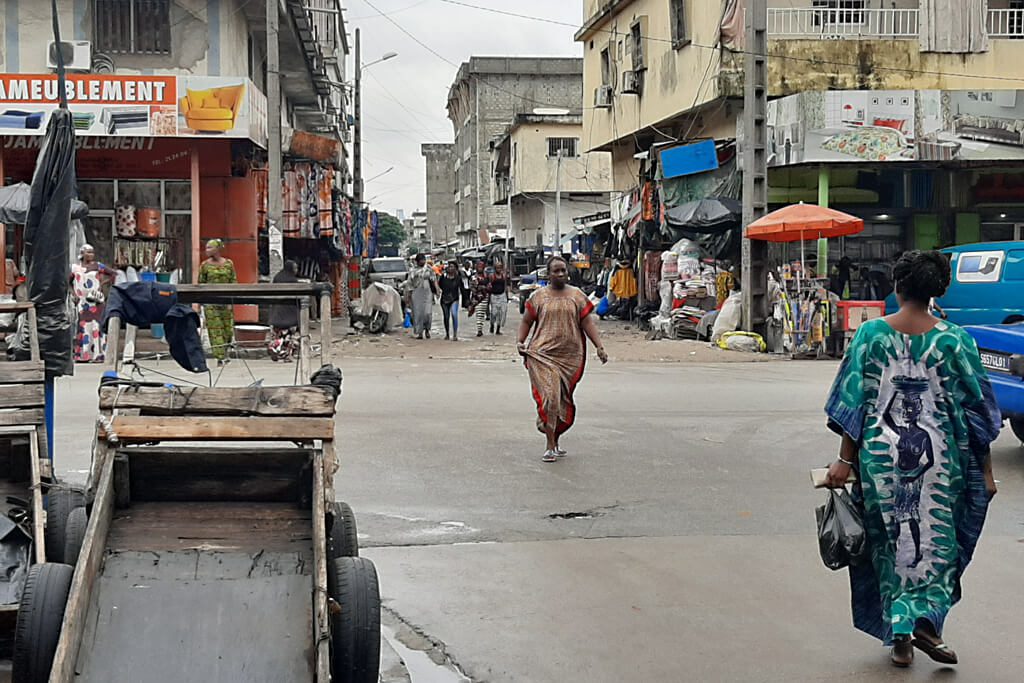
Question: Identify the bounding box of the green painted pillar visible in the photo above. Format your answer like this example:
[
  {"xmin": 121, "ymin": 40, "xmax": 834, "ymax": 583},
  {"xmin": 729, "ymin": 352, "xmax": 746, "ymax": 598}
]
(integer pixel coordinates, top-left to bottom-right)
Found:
[{"xmin": 817, "ymin": 166, "xmax": 830, "ymax": 208}]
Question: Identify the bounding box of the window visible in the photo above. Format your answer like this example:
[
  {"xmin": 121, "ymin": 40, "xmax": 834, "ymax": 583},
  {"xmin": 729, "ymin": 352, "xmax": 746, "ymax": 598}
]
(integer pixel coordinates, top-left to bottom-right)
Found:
[
  {"xmin": 547, "ymin": 138, "xmax": 579, "ymax": 158},
  {"xmin": 600, "ymin": 46, "xmax": 612, "ymax": 87},
  {"xmin": 812, "ymin": 0, "xmax": 865, "ymax": 26},
  {"xmin": 670, "ymin": 0, "xmax": 689, "ymax": 49},
  {"xmin": 630, "ymin": 21, "xmax": 645, "ymax": 69},
  {"xmin": 95, "ymin": 0, "xmax": 172, "ymax": 55}
]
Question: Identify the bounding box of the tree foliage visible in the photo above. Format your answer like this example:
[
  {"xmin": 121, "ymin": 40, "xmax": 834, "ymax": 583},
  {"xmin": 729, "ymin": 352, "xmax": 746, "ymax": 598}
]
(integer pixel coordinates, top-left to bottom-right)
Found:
[{"xmin": 377, "ymin": 212, "xmax": 406, "ymax": 247}]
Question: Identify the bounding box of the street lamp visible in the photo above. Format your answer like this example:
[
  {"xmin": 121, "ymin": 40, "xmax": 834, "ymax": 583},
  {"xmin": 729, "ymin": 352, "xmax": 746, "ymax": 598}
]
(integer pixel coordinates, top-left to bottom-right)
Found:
[
  {"xmin": 364, "ymin": 166, "xmax": 395, "ymax": 184},
  {"xmin": 353, "ymin": 31, "xmax": 398, "ymax": 204}
]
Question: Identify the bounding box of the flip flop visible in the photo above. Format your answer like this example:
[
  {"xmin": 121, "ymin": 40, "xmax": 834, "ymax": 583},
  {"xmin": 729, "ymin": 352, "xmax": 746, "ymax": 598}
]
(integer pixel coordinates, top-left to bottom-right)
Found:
[
  {"xmin": 911, "ymin": 636, "xmax": 958, "ymax": 665},
  {"xmin": 891, "ymin": 638, "xmax": 914, "ymax": 668}
]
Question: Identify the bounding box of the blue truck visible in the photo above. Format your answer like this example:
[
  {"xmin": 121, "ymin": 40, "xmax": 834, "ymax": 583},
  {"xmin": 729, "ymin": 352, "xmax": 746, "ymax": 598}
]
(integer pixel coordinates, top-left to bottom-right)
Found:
[{"xmin": 964, "ymin": 323, "xmax": 1024, "ymax": 443}]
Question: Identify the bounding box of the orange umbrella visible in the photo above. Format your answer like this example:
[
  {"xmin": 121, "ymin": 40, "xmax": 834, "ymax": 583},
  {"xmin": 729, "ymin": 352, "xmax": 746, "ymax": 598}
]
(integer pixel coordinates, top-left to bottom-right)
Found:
[{"xmin": 745, "ymin": 203, "xmax": 864, "ymax": 243}]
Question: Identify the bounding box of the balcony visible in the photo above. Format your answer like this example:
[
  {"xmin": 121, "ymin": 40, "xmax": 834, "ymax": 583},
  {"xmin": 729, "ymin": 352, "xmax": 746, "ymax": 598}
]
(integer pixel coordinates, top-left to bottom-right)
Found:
[{"xmin": 768, "ymin": 8, "xmax": 1024, "ymax": 40}]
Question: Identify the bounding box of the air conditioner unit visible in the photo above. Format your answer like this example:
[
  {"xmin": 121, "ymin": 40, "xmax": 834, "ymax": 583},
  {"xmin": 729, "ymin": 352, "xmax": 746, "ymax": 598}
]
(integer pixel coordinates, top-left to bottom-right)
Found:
[
  {"xmin": 594, "ymin": 85, "xmax": 613, "ymax": 109},
  {"xmin": 47, "ymin": 41, "xmax": 92, "ymax": 72},
  {"xmin": 621, "ymin": 70, "xmax": 643, "ymax": 96}
]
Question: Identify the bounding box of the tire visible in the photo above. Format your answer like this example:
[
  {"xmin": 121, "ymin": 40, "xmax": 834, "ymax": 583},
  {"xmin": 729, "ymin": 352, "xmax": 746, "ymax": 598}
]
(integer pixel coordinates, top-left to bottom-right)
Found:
[
  {"xmin": 328, "ymin": 502, "xmax": 359, "ymax": 558},
  {"xmin": 1011, "ymin": 416, "xmax": 1024, "ymax": 444},
  {"xmin": 1004, "ymin": 315, "xmax": 1024, "ymax": 325},
  {"xmin": 45, "ymin": 486, "xmax": 85, "ymax": 564},
  {"xmin": 328, "ymin": 557, "xmax": 381, "ymax": 683},
  {"xmin": 12, "ymin": 563, "xmax": 74, "ymax": 683},
  {"xmin": 63, "ymin": 507, "xmax": 88, "ymax": 565},
  {"xmin": 368, "ymin": 312, "xmax": 386, "ymax": 334},
  {"xmin": 519, "ymin": 296, "xmax": 525, "ymax": 315}
]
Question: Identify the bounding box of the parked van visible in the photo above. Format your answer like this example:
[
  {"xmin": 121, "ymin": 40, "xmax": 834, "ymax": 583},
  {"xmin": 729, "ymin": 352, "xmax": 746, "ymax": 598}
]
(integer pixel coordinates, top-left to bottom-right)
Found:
[{"xmin": 937, "ymin": 241, "xmax": 1024, "ymax": 326}]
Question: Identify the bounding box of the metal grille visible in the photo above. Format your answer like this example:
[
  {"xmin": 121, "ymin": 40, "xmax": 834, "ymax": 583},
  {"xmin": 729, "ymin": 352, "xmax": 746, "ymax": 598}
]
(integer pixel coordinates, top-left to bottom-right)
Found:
[
  {"xmin": 94, "ymin": 0, "xmax": 172, "ymax": 55},
  {"xmin": 547, "ymin": 138, "xmax": 579, "ymax": 158}
]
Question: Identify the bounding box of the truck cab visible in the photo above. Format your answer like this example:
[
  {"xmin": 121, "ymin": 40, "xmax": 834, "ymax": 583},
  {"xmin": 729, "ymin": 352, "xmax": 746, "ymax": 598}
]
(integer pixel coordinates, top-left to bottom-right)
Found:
[
  {"xmin": 963, "ymin": 323, "xmax": 1024, "ymax": 443},
  {"xmin": 936, "ymin": 241, "xmax": 1024, "ymax": 326}
]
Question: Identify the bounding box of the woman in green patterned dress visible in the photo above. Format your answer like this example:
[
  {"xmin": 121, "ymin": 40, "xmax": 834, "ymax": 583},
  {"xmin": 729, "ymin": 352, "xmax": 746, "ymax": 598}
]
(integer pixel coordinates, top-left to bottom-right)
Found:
[
  {"xmin": 199, "ymin": 239, "xmax": 237, "ymax": 365},
  {"xmin": 824, "ymin": 250, "xmax": 1001, "ymax": 668}
]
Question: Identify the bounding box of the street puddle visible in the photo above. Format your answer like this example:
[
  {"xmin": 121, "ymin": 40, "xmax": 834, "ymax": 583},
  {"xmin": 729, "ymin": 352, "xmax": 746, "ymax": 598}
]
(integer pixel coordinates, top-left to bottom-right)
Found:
[{"xmin": 382, "ymin": 624, "xmax": 469, "ymax": 683}]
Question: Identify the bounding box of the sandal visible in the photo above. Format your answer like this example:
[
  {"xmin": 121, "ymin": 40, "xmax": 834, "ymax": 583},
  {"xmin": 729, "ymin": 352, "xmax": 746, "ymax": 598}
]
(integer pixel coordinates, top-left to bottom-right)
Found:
[
  {"xmin": 912, "ymin": 628, "xmax": 958, "ymax": 665},
  {"xmin": 542, "ymin": 450, "xmax": 558, "ymax": 463},
  {"xmin": 891, "ymin": 637, "xmax": 914, "ymax": 668}
]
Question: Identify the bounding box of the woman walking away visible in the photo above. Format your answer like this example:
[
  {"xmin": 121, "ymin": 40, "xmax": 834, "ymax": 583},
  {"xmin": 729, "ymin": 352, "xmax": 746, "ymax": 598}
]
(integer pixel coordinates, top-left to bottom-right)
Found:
[
  {"xmin": 438, "ymin": 261, "xmax": 466, "ymax": 341},
  {"xmin": 71, "ymin": 244, "xmax": 111, "ymax": 363},
  {"xmin": 408, "ymin": 253, "xmax": 438, "ymax": 339},
  {"xmin": 489, "ymin": 261, "xmax": 510, "ymax": 335},
  {"xmin": 469, "ymin": 260, "xmax": 490, "ymax": 337},
  {"xmin": 199, "ymin": 239, "xmax": 237, "ymax": 365},
  {"xmin": 517, "ymin": 256, "xmax": 608, "ymax": 463},
  {"xmin": 823, "ymin": 250, "xmax": 1000, "ymax": 669}
]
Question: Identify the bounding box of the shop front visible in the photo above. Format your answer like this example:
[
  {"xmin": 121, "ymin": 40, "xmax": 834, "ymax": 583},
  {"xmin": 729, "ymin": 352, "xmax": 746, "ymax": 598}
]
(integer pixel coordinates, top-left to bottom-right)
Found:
[{"xmin": 0, "ymin": 73, "xmax": 268, "ymax": 321}]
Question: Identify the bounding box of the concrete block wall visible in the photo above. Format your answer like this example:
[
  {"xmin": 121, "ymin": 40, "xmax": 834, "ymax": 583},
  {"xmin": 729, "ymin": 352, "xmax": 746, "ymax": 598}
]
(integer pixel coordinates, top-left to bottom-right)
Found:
[{"xmin": 422, "ymin": 142, "xmax": 458, "ymax": 242}]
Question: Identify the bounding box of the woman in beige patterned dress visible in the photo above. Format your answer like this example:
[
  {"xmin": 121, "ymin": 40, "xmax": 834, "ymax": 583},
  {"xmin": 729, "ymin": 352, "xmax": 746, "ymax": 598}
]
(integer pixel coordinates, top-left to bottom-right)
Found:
[{"xmin": 517, "ymin": 256, "xmax": 608, "ymax": 462}]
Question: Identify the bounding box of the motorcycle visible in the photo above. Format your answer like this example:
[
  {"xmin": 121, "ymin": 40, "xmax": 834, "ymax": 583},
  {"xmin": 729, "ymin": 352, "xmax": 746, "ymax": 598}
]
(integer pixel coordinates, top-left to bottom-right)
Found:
[{"xmin": 349, "ymin": 281, "xmax": 403, "ymax": 334}]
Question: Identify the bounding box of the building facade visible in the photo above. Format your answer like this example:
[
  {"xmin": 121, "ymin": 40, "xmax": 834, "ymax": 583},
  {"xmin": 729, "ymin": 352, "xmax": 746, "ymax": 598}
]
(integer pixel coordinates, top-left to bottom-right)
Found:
[
  {"xmin": 492, "ymin": 114, "xmax": 613, "ymax": 249},
  {"xmin": 421, "ymin": 142, "xmax": 457, "ymax": 251},
  {"xmin": 0, "ymin": 0, "xmax": 350, "ymax": 303},
  {"xmin": 446, "ymin": 57, "xmax": 584, "ymax": 248}
]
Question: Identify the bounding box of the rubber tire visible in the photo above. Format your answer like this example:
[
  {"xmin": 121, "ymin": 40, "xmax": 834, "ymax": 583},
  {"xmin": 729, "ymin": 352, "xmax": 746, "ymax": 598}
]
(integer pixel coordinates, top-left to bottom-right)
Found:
[
  {"xmin": 328, "ymin": 557, "xmax": 381, "ymax": 683},
  {"xmin": 63, "ymin": 507, "xmax": 88, "ymax": 565},
  {"xmin": 1011, "ymin": 416, "xmax": 1024, "ymax": 444},
  {"xmin": 12, "ymin": 562, "xmax": 74, "ymax": 683},
  {"xmin": 368, "ymin": 311, "xmax": 386, "ymax": 334},
  {"xmin": 1003, "ymin": 315, "xmax": 1024, "ymax": 325},
  {"xmin": 328, "ymin": 502, "xmax": 359, "ymax": 558},
  {"xmin": 45, "ymin": 486, "xmax": 85, "ymax": 564},
  {"xmin": 519, "ymin": 296, "xmax": 526, "ymax": 315}
]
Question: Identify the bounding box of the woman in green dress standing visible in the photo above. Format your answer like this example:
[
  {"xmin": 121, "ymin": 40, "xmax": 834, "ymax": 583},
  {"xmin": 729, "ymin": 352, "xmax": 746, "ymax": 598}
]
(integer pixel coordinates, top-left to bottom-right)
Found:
[
  {"xmin": 824, "ymin": 250, "xmax": 1001, "ymax": 668},
  {"xmin": 199, "ymin": 239, "xmax": 237, "ymax": 365}
]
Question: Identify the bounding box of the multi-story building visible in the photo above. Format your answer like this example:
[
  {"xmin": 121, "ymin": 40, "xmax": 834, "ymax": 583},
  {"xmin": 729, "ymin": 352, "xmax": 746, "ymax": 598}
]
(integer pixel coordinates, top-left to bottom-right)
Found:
[
  {"xmin": 446, "ymin": 57, "xmax": 584, "ymax": 248},
  {"xmin": 577, "ymin": 0, "xmax": 1024, "ymax": 278},
  {"xmin": 421, "ymin": 142, "xmax": 458, "ymax": 250},
  {"xmin": 0, "ymin": 0, "xmax": 349, "ymax": 298},
  {"xmin": 492, "ymin": 113, "xmax": 613, "ymax": 250}
]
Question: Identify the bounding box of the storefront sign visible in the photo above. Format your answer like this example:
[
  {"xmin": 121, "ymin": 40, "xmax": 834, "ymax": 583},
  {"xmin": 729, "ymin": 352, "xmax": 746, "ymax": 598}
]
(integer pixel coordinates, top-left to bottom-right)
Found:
[
  {"xmin": 659, "ymin": 139, "xmax": 719, "ymax": 179},
  {"xmin": 767, "ymin": 89, "xmax": 1024, "ymax": 167},
  {"xmin": 288, "ymin": 129, "xmax": 343, "ymax": 165},
  {"xmin": 0, "ymin": 74, "xmax": 267, "ymax": 147}
]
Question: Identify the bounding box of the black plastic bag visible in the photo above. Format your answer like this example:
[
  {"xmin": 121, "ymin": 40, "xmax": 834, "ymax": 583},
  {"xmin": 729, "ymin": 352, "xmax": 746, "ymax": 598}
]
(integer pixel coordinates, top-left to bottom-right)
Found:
[{"xmin": 815, "ymin": 488, "xmax": 868, "ymax": 570}]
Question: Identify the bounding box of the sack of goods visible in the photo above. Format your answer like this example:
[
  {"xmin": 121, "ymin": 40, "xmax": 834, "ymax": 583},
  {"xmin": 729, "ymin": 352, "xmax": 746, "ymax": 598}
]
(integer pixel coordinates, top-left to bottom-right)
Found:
[
  {"xmin": 660, "ymin": 251, "xmax": 679, "ymax": 281},
  {"xmin": 711, "ymin": 291, "xmax": 742, "ymax": 342},
  {"xmin": 716, "ymin": 331, "xmax": 766, "ymax": 353}
]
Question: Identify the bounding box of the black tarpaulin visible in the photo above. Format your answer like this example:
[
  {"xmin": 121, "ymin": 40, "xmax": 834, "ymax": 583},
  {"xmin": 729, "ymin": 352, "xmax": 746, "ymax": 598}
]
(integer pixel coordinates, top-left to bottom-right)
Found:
[
  {"xmin": 0, "ymin": 182, "xmax": 88, "ymax": 224},
  {"xmin": 17, "ymin": 106, "xmax": 77, "ymax": 377},
  {"xmin": 664, "ymin": 198, "xmax": 742, "ymax": 233}
]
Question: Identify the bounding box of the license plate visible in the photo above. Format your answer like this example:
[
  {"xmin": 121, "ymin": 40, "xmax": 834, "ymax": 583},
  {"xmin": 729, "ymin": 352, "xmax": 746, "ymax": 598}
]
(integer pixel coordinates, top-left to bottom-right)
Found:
[{"xmin": 979, "ymin": 350, "xmax": 1012, "ymax": 374}]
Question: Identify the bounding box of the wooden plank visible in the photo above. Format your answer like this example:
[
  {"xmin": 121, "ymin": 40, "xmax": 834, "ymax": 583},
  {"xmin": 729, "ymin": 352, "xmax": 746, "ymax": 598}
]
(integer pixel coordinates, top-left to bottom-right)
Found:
[
  {"xmin": 319, "ymin": 291, "xmax": 332, "ymax": 368},
  {"xmin": 98, "ymin": 384, "xmax": 336, "ymax": 416},
  {"xmin": 113, "ymin": 454, "xmax": 130, "ymax": 509},
  {"xmin": 0, "ymin": 408, "xmax": 44, "ymax": 426},
  {"xmin": 312, "ymin": 448, "xmax": 330, "ymax": 683},
  {"xmin": 298, "ymin": 300, "xmax": 311, "ymax": 383},
  {"xmin": 128, "ymin": 448, "xmax": 311, "ymax": 503},
  {"xmin": 0, "ymin": 360, "xmax": 44, "ymax": 384},
  {"xmin": 28, "ymin": 426, "xmax": 45, "ymax": 564},
  {"xmin": 26, "ymin": 305, "xmax": 40, "ymax": 363},
  {"xmin": 104, "ymin": 317, "xmax": 121, "ymax": 372},
  {"xmin": 321, "ymin": 439, "xmax": 338, "ymax": 508},
  {"xmin": 107, "ymin": 416, "xmax": 335, "ymax": 442},
  {"xmin": 0, "ymin": 301, "xmax": 34, "ymax": 313},
  {"xmin": 0, "ymin": 383, "xmax": 44, "ymax": 409},
  {"xmin": 51, "ymin": 439, "xmax": 115, "ymax": 683}
]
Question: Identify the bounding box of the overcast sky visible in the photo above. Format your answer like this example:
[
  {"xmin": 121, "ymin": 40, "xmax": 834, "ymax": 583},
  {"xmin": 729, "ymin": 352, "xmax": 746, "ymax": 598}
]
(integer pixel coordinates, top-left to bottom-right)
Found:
[{"xmin": 347, "ymin": 0, "xmax": 583, "ymax": 217}]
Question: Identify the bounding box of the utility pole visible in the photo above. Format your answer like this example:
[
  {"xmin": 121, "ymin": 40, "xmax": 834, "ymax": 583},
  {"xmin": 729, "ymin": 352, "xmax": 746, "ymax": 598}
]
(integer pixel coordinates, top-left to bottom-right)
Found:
[
  {"xmin": 741, "ymin": 0, "xmax": 768, "ymax": 332},
  {"xmin": 554, "ymin": 149, "xmax": 562, "ymax": 255},
  {"xmin": 266, "ymin": 0, "xmax": 282, "ymax": 233},
  {"xmin": 353, "ymin": 29, "xmax": 363, "ymax": 204},
  {"xmin": 505, "ymin": 151, "xmax": 512, "ymax": 271}
]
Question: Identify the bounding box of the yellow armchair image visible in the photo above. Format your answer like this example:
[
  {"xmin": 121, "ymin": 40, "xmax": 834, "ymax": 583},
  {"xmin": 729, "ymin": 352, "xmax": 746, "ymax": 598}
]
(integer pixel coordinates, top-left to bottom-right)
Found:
[{"xmin": 178, "ymin": 84, "xmax": 246, "ymax": 133}]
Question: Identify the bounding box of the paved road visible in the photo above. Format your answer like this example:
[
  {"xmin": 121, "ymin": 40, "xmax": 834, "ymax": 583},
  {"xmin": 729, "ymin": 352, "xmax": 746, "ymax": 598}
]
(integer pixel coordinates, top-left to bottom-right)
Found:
[{"xmin": 50, "ymin": 356, "xmax": 1024, "ymax": 682}]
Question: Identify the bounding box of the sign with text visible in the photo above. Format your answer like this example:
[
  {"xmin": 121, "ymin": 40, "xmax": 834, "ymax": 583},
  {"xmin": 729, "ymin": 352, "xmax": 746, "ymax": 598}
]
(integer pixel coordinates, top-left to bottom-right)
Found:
[{"xmin": 0, "ymin": 73, "xmax": 266, "ymax": 146}]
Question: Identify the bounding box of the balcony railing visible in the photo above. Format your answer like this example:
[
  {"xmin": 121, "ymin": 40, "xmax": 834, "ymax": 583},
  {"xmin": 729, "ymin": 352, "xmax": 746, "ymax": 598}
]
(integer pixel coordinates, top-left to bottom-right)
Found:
[
  {"xmin": 987, "ymin": 9, "xmax": 1024, "ymax": 39},
  {"xmin": 767, "ymin": 8, "xmax": 919, "ymax": 39}
]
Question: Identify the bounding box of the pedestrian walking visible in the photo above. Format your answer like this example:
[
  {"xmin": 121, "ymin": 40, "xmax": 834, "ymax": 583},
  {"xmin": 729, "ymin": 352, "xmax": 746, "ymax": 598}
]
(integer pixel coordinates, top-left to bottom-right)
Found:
[
  {"xmin": 489, "ymin": 261, "xmax": 510, "ymax": 335},
  {"xmin": 407, "ymin": 253, "xmax": 437, "ymax": 339},
  {"xmin": 517, "ymin": 256, "xmax": 608, "ymax": 463},
  {"xmin": 199, "ymin": 239, "xmax": 237, "ymax": 365},
  {"xmin": 823, "ymin": 250, "xmax": 1001, "ymax": 668},
  {"xmin": 438, "ymin": 261, "xmax": 466, "ymax": 341},
  {"xmin": 469, "ymin": 260, "xmax": 489, "ymax": 337}
]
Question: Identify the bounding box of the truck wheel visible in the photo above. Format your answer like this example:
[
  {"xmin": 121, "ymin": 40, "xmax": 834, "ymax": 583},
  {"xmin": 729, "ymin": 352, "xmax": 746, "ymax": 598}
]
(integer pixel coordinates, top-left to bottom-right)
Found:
[
  {"xmin": 1004, "ymin": 315, "xmax": 1024, "ymax": 325},
  {"xmin": 328, "ymin": 557, "xmax": 381, "ymax": 683},
  {"xmin": 328, "ymin": 501, "xmax": 359, "ymax": 558},
  {"xmin": 12, "ymin": 563, "xmax": 74, "ymax": 683},
  {"xmin": 45, "ymin": 486, "xmax": 85, "ymax": 564},
  {"xmin": 1011, "ymin": 416, "xmax": 1024, "ymax": 444},
  {"xmin": 63, "ymin": 507, "xmax": 88, "ymax": 565}
]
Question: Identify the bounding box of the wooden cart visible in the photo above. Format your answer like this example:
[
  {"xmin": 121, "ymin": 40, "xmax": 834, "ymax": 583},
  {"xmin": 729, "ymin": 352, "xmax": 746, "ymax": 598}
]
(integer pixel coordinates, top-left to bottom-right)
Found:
[{"xmin": 15, "ymin": 285, "xmax": 380, "ymax": 683}]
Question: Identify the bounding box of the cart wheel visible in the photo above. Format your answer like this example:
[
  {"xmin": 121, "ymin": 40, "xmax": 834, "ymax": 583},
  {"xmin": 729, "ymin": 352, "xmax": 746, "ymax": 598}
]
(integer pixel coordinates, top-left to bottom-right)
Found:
[
  {"xmin": 63, "ymin": 507, "xmax": 88, "ymax": 565},
  {"xmin": 12, "ymin": 562, "xmax": 74, "ymax": 683},
  {"xmin": 328, "ymin": 557, "xmax": 381, "ymax": 683},
  {"xmin": 328, "ymin": 502, "xmax": 359, "ymax": 558},
  {"xmin": 45, "ymin": 486, "xmax": 85, "ymax": 564},
  {"xmin": 1011, "ymin": 416, "xmax": 1024, "ymax": 444}
]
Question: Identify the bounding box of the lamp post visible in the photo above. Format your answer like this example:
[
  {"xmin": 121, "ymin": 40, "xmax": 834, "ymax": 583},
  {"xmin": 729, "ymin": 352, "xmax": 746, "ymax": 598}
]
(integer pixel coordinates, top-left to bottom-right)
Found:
[{"xmin": 353, "ymin": 30, "xmax": 397, "ymax": 204}]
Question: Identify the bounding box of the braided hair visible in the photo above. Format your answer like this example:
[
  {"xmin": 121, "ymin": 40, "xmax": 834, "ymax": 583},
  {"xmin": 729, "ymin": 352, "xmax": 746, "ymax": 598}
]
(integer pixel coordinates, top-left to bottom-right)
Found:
[{"xmin": 892, "ymin": 250, "xmax": 951, "ymax": 305}]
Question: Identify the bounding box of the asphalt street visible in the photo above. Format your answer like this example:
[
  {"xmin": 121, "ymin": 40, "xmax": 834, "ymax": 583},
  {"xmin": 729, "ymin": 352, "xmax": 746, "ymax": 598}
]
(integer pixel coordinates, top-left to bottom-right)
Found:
[{"xmin": 50, "ymin": 354, "xmax": 1024, "ymax": 682}]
